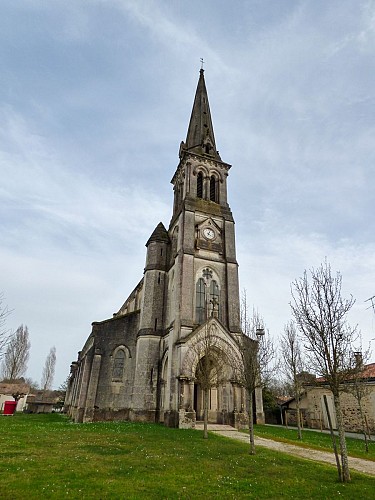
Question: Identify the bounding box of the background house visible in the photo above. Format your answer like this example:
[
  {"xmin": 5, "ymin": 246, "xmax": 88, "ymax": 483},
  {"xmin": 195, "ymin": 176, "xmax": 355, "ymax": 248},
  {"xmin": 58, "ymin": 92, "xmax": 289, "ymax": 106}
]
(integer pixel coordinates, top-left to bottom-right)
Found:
[
  {"xmin": 0, "ymin": 382, "xmax": 30, "ymax": 413},
  {"xmin": 281, "ymin": 363, "xmax": 375, "ymax": 433},
  {"xmin": 26, "ymin": 390, "xmax": 64, "ymax": 414}
]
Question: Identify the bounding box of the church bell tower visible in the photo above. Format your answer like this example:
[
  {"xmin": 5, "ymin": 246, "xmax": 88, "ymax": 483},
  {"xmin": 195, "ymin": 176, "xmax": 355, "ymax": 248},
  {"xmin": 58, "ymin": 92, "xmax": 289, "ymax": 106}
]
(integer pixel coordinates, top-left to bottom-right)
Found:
[{"xmin": 167, "ymin": 68, "xmax": 242, "ymax": 339}]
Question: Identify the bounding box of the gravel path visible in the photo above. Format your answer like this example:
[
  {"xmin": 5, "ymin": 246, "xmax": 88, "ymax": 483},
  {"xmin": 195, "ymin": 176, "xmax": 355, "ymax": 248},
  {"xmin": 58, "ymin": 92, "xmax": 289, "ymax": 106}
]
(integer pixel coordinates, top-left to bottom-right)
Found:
[{"xmin": 195, "ymin": 424, "xmax": 375, "ymax": 477}]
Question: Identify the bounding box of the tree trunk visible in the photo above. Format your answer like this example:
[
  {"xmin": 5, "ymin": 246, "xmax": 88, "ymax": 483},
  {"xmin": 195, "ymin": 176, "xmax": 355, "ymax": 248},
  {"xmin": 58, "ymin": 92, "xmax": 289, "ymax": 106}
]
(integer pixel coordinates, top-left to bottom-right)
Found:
[
  {"xmin": 203, "ymin": 388, "xmax": 209, "ymax": 439},
  {"xmin": 357, "ymin": 398, "xmax": 369, "ymax": 453},
  {"xmin": 333, "ymin": 393, "xmax": 351, "ymax": 483},
  {"xmin": 296, "ymin": 396, "xmax": 302, "ymax": 440},
  {"xmin": 248, "ymin": 392, "xmax": 255, "ymax": 455},
  {"xmin": 323, "ymin": 394, "xmax": 342, "ymax": 482}
]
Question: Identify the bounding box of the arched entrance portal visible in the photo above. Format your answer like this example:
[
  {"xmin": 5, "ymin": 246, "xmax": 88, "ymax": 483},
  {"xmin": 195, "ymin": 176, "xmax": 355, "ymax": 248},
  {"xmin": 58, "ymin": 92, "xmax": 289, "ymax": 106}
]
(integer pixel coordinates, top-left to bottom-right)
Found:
[
  {"xmin": 192, "ymin": 354, "xmax": 233, "ymax": 424},
  {"xmin": 178, "ymin": 322, "xmax": 251, "ymax": 429}
]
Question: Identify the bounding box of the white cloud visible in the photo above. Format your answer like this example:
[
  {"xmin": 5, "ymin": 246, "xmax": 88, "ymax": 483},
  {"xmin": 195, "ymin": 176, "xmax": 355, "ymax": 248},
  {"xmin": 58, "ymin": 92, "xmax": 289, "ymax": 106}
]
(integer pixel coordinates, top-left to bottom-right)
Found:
[{"xmin": 1, "ymin": 0, "xmax": 374, "ymax": 385}]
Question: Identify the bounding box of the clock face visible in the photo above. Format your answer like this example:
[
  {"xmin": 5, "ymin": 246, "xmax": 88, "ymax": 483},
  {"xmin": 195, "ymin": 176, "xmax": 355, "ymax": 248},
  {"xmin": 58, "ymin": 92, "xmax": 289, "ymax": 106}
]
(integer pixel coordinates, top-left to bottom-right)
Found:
[{"xmin": 203, "ymin": 228, "xmax": 215, "ymax": 240}]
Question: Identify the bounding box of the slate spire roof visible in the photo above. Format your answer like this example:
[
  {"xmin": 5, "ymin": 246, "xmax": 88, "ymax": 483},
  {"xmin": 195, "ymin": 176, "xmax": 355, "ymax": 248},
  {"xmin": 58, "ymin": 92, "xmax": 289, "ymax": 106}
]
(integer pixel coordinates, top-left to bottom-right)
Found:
[
  {"xmin": 183, "ymin": 69, "xmax": 221, "ymax": 161},
  {"xmin": 146, "ymin": 222, "xmax": 169, "ymax": 246}
]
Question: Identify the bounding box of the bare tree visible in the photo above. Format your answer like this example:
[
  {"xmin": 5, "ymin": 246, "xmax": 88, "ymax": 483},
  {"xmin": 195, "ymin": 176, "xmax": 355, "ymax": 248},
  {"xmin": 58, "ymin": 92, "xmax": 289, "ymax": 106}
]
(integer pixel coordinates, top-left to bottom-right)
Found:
[
  {"xmin": 237, "ymin": 291, "xmax": 276, "ymax": 454},
  {"xmin": 1, "ymin": 325, "xmax": 30, "ymax": 380},
  {"xmin": 41, "ymin": 346, "xmax": 56, "ymax": 391},
  {"xmin": 291, "ymin": 261, "xmax": 360, "ymax": 483},
  {"xmin": 24, "ymin": 377, "xmax": 39, "ymax": 392},
  {"xmin": 280, "ymin": 320, "xmax": 305, "ymax": 440},
  {"xmin": 0, "ymin": 293, "xmax": 12, "ymax": 360},
  {"xmin": 58, "ymin": 375, "xmax": 70, "ymax": 392}
]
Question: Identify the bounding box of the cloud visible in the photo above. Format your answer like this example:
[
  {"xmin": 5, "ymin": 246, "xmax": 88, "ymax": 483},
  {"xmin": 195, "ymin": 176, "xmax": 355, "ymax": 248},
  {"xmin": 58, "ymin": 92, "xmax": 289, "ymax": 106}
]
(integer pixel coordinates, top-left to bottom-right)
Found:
[
  {"xmin": 0, "ymin": 104, "xmax": 169, "ymax": 385},
  {"xmin": 1, "ymin": 0, "xmax": 374, "ymax": 385},
  {"xmin": 0, "ymin": 106, "xmax": 170, "ymax": 253}
]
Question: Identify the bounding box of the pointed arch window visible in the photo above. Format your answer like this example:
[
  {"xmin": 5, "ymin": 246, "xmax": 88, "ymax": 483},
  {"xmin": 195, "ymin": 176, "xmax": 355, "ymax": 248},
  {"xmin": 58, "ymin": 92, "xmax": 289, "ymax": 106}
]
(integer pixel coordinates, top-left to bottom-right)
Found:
[
  {"xmin": 210, "ymin": 175, "xmax": 218, "ymax": 203},
  {"xmin": 195, "ymin": 276, "xmax": 221, "ymax": 324},
  {"xmin": 197, "ymin": 172, "xmax": 203, "ymax": 199},
  {"xmin": 112, "ymin": 349, "xmax": 125, "ymax": 381}
]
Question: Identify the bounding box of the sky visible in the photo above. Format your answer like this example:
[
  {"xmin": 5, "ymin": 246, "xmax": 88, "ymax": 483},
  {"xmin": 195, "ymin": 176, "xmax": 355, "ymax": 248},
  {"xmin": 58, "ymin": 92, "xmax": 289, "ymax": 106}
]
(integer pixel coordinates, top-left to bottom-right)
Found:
[{"xmin": 1, "ymin": 0, "xmax": 375, "ymax": 388}]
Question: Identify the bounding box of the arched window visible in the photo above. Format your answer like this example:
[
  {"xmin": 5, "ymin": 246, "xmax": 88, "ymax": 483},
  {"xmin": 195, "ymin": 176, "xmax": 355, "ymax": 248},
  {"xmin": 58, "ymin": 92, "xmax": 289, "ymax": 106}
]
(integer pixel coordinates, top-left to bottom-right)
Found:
[
  {"xmin": 195, "ymin": 275, "xmax": 221, "ymax": 324},
  {"xmin": 195, "ymin": 278, "xmax": 206, "ymax": 324},
  {"xmin": 197, "ymin": 172, "xmax": 203, "ymax": 199},
  {"xmin": 112, "ymin": 350, "xmax": 125, "ymax": 381},
  {"xmin": 210, "ymin": 175, "xmax": 218, "ymax": 203}
]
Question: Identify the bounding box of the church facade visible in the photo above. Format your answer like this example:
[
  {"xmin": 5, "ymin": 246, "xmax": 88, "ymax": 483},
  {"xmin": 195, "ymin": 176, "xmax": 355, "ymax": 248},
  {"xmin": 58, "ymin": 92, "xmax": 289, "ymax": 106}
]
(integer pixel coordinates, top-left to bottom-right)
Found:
[{"xmin": 65, "ymin": 70, "xmax": 263, "ymax": 428}]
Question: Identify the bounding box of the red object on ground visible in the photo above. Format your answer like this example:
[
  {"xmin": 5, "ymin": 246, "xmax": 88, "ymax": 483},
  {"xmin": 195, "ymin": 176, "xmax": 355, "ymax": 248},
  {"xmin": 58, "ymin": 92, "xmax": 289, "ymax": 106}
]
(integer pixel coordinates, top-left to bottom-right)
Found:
[{"xmin": 3, "ymin": 400, "xmax": 17, "ymax": 415}]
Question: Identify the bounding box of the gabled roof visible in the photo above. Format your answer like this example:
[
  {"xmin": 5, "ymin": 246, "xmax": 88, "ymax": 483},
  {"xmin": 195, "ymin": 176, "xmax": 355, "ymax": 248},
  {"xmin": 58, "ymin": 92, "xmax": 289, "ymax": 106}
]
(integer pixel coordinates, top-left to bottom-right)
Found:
[
  {"xmin": 27, "ymin": 390, "xmax": 63, "ymax": 404},
  {"xmin": 314, "ymin": 362, "xmax": 375, "ymax": 383},
  {"xmin": 362, "ymin": 362, "xmax": 375, "ymax": 378},
  {"xmin": 0, "ymin": 382, "xmax": 30, "ymax": 396}
]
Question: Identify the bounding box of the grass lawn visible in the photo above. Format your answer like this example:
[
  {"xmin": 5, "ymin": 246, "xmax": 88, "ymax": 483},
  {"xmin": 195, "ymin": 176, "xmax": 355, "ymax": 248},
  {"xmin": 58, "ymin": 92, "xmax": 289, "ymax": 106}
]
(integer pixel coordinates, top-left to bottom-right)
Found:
[
  {"xmin": 0, "ymin": 414, "xmax": 373, "ymax": 499},
  {"xmin": 253, "ymin": 424, "xmax": 375, "ymax": 461}
]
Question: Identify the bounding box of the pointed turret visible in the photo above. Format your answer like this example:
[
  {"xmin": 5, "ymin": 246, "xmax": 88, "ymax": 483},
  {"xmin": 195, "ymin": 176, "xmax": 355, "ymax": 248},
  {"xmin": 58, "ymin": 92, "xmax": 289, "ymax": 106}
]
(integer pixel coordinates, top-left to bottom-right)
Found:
[
  {"xmin": 181, "ymin": 69, "xmax": 221, "ymax": 161},
  {"xmin": 146, "ymin": 222, "xmax": 169, "ymax": 246},
  {"xmin": 144, "ymin": 222, "xmax": 169, "ymax": 272}
]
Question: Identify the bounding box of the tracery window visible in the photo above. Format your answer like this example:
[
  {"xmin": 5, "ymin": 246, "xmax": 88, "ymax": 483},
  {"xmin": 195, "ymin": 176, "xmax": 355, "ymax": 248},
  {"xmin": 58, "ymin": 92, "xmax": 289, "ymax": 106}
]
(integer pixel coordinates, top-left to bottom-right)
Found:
[
  {"xmin": 112, "ymin": 349, "xmax": 125, "ymax": 381},
  {"xmin": 195, "ymin": 275, "xmax": 220, "ymax": 324}
]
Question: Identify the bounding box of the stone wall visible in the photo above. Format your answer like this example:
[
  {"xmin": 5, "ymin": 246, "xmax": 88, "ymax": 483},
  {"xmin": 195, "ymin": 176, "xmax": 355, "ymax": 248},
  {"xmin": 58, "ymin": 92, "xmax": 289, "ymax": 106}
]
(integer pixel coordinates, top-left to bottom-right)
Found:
[{"xmin": 286, "ymin": 383, "xmax": 375, "ymax": 433}]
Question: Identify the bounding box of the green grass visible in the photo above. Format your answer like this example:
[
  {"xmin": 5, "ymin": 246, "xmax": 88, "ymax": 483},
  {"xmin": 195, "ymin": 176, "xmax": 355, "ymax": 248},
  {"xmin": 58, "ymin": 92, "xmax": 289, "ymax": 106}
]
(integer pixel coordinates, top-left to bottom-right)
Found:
[
  {"xmin": 253, "ymin": 424, "xmax": 375, "ymax": 461},
  {"xmin": 0, "ymin": 414, "xmax": 373, "ymax": 499}
]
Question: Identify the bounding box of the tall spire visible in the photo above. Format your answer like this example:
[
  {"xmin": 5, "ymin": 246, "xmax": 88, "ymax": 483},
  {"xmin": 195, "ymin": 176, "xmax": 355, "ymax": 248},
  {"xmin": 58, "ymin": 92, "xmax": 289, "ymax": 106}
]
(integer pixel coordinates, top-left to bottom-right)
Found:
[{"xmin": 183, "ymin": 69, "xmax": 221, "ymax": 161}]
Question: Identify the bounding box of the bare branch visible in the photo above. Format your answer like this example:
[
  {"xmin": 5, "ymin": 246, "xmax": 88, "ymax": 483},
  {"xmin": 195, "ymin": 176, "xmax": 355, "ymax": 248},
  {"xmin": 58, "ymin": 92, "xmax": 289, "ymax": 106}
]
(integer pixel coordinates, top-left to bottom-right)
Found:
[
  {"xmin": 290, "ymin": 261, "xmax": 359, "ymax": 482},
  {"xmin": 1, "ymin": 325, "xmax": 30, "ymax": 380},
  {"xmin": 280, "ymin": 320, "xmax": 305, "ymax": 439},
  {"xmin": 0, "ymin": 293, "xmax": 12, "ymax": 360},
  {"xmin": 236, "ymin": 290, "xmax": 276, "ymax": 454},
  {"xmin": 41, "ymin": 346, "xmax": 57, "ymax": 391}
]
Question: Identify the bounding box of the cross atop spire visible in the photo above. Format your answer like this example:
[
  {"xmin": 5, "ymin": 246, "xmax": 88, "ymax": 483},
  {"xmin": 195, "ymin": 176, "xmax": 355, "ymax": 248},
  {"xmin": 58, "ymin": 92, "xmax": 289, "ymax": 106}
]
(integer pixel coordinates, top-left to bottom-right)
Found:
[{"xmin": 183, "ymin": 68, "xmax": 221, "ymax": 161}]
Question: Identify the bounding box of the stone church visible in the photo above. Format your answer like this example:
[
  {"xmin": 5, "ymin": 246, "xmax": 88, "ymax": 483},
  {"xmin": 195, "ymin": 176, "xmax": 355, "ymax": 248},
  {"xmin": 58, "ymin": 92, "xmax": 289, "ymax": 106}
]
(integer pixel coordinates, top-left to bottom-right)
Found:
[{"xmin": 65, "ymin": 69, "xmax": 263, "ymax": 428}]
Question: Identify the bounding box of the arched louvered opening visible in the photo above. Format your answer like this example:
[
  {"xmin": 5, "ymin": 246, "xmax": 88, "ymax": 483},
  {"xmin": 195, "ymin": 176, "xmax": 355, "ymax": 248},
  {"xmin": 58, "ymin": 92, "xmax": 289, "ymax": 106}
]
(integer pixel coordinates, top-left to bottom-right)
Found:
[
  {"xmin": 197, "ymin": 172, "xmax": 203, "ymax": 199},
  {"xmin": 210, "ymin": 175, "xmax": 218, "ymax": 203}
]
